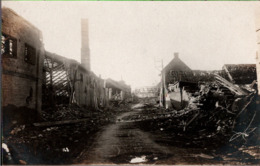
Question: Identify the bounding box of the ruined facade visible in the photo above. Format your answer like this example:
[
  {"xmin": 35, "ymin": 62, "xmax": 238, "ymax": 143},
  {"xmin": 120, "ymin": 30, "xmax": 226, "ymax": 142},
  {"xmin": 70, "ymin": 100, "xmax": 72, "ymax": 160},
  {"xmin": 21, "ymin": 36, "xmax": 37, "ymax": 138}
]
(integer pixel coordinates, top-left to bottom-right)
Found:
[
  {"xmin": 162, "ymin": 53, "xmax": 192, "ymax": 85},
  {"xmin": 1, "ymin": 8, "xmax": 131, "ymax": 125},
  {"xmin": 1, "ymin": 8, "xmax": 44, "ymax": 116}
]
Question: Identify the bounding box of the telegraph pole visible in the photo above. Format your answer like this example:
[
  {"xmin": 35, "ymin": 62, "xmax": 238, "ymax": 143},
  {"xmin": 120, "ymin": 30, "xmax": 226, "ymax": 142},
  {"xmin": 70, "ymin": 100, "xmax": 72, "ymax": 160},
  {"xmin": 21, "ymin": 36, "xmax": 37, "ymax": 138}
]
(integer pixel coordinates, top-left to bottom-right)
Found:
[
  {"xmin": 154, "ymin": 57, "xmax": 166, "ymax": 108},
  {"xmin": 161, "ymin": 60, "xmax": 165, "ymax": 107},
  {"xmin": 154, "ymin": 58, "xmax": 163, "ymax": 107}
]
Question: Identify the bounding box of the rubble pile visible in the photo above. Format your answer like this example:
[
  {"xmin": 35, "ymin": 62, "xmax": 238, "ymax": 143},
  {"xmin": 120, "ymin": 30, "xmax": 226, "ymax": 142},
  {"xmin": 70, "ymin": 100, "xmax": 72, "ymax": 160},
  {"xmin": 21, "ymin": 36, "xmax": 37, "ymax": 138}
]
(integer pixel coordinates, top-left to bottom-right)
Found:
[
  {"xmin": 134, "ymin": 76, "xmax": 259, "ymax": 150},
  {"xmin": 4, "ymin": 121, "xmax": 101, "ymax": 164},
  {"xmin": 109, "ymin": 98, "xmax": 133, "ymax": 108},
  {"xmin": 40, "ymin": 103, "xmax": 124, "ymax": 122},
  {"xmin": 3, "ymin": 102, "xmax": 132, "ymax": 164},
  {"xmin": 130, "ymin": 79, "xmax": 259, "ymax": 164},
  {"xmin": 41, "ymin": 105, "xmax": 85, "ymax": 121}
]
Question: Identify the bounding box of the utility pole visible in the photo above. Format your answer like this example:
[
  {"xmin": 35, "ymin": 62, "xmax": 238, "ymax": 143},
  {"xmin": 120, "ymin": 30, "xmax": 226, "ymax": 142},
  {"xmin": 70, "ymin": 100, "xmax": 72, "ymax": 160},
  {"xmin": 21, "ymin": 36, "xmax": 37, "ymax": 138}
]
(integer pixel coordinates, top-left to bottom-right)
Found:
[
  {"xmin": 154, "ymin": 57, "xmax": 165, "ymax": 108},
  {"xmin": 161, "ymin": 60, "xmax": 165, "ymax": 107}
]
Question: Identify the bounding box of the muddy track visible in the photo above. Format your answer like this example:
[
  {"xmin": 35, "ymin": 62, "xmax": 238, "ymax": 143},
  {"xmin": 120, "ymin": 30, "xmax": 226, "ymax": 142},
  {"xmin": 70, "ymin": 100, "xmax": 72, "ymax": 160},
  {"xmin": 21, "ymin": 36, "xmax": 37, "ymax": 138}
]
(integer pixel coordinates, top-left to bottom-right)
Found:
[{"xmin": 75, "ymin": 109, "xmax": 173, "ymax": 164}]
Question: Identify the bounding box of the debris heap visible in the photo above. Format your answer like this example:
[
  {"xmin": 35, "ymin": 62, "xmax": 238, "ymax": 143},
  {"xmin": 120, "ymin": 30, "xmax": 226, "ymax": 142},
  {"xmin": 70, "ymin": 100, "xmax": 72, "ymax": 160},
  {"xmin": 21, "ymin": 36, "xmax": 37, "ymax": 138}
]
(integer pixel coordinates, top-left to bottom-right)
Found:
[{"xmin": 132, "ymin": 74, "xmax": 259, "ymax": 149}]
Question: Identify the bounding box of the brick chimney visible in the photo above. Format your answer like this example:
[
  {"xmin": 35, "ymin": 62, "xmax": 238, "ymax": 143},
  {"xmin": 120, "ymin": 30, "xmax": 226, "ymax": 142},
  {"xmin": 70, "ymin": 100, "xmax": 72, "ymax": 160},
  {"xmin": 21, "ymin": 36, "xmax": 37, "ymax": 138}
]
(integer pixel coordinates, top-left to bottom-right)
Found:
[
  {"xmin": 174, "ymin": 52, "xmax": 179, "ymax": 59},
  {"xmin": 81, "ymin": 19, "xmax": 90, "ymax": 71}
]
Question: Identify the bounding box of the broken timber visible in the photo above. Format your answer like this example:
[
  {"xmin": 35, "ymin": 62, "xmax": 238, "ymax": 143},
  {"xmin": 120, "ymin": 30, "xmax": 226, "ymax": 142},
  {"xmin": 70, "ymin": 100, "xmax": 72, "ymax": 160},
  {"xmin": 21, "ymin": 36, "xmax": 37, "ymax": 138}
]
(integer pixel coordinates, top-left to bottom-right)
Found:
[
  {"xmin": 184, "ymin": 111, "xmax": 200, "ymax": 131},
  {"xmin": 223, "ymin": 65, "xmax": 234, "ymax": 83},
  {"xmin": 33, "ymin": 118, "xmax": 90, "ymax": 127},
  {"xmin": 214, "ymin": 74, "xmax": 248, "ymax": 96}
]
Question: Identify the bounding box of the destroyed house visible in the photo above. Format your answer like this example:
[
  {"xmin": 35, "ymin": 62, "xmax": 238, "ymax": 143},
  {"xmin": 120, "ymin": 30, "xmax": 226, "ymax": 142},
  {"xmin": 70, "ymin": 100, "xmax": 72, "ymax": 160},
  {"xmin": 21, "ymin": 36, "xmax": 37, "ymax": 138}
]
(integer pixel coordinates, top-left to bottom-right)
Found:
[
  {"xmin": 163, "ymin": 54, "xmax": 221, "ymax": 85},
  {"xmin": 161, "ymin": 53, "xmax": 257, "ymax": 110},
  {"xmin": 162, "ymin": 53, "xmax": 192, "ymax": 85},
  {"xmin": 162, "ymin": 53, "xmax": 219, "ymax": 109},
  {"xmin": 1, "ymin": 7, "xmax": 45, "ymax": 124},
  {"xmin": 105, "ymin": 79, "xmax": 131, "ymax": 101},
  {"xmin": 167, "ymin": 81, "xmax": 199, "ymax": 110},
  {"xmin": 166, "ymin": 70, "xmax": 221, "ymax": 110}
]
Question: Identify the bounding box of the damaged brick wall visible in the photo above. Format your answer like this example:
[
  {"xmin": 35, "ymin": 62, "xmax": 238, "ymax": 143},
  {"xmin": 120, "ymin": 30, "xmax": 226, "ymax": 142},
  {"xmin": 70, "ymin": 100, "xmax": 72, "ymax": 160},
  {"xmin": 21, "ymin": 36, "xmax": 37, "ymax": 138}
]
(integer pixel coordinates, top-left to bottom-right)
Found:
[
  {"xmin": 1, "ymin": 8, "xmax": 44, "ymax": 127},
  {"xmin": 1, "ymin": 8, "xmax": 44, "ymax": 111}
]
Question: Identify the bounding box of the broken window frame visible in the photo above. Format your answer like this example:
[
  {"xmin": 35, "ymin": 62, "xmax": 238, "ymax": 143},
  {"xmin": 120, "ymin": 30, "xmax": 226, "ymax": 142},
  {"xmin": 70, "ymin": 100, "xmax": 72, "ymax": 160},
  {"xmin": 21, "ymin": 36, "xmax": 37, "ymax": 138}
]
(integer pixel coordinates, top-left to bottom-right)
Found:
[
  {"xmin": 1, "ymin": 33, "xmax": 17, "ymax": 58},
  {"xmin": 24, "ymin": 43, "xmax": 36, "ymax": 65}
]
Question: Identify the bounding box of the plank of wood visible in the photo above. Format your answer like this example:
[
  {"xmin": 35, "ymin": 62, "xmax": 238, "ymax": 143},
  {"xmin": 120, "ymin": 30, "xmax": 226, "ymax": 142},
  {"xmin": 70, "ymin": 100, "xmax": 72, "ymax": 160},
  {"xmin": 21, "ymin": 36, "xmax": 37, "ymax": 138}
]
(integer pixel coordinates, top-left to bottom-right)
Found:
[
  {"xmin": 214, "ymin": 74, "xmax": 248, "ymax": 96},
  {"xmin": 223, "ymin": 65, "xmax": 234, "ymax": 83},
  {"xmin": 33, "ymin": 118, "xmax": 90, "ymax": 127},
  {"xmin": 183, "ymin": 111, "xmax": 200, "ymax": 131}
]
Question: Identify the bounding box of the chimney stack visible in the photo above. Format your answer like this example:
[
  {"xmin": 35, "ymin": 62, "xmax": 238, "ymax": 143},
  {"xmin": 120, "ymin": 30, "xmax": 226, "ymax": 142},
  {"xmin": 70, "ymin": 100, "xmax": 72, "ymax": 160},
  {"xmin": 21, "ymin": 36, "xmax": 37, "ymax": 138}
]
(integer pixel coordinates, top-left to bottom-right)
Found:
[
  {"xmin": 174, "ymin": 52, "xmax": 179, "ymax": 59},
  {"xmin": 81, "ymin": 19, "xmax": 90, "ymax": 71}
]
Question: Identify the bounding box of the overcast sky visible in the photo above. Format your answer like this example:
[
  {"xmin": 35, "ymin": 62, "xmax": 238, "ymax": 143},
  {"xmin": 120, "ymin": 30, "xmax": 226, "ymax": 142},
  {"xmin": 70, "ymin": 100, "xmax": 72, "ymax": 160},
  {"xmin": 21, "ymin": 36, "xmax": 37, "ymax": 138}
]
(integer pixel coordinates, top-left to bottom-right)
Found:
[{"xmin": 3, "ymin": 2, "xmax": 260, "ymax": 88}]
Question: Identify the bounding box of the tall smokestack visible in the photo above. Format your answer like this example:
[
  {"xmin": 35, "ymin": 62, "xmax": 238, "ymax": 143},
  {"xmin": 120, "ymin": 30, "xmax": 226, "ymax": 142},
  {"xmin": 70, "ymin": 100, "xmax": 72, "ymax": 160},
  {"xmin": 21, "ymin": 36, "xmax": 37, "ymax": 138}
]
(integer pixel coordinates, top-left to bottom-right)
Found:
[
  {"xmin": 174, "ymin": 52, "xmax": 179, "ymax": 59},
  {"xmin": 81, "ymin": 19, "xmax": 90, "ymax": 71}
]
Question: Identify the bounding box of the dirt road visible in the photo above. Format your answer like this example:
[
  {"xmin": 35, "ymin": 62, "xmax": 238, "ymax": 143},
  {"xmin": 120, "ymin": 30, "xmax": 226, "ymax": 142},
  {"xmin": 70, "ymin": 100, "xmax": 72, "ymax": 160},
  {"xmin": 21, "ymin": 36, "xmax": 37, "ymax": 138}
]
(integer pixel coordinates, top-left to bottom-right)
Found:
[
  {"xmin": 74, "ymin": 103, "xmax": 259, "ymax": 165},
  {"xmin": 75, "ymin": 105, "xmax": 224, "ymax": 165},
  {"xmin": 76, "ymin": 109, "xmax": 174, "ymax": 164},
  {"xmin": 4, "ymin": 103, "xmax": 258, "ymax": 165}
]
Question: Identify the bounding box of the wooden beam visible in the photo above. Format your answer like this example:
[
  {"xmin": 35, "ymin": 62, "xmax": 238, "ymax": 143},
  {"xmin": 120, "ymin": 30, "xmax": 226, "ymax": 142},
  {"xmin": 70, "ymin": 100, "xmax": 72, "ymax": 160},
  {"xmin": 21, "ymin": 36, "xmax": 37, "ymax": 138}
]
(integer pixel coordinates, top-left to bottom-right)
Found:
[
  {"xmin": 214, "ymin": 74, "xmax": 248, "ymax": 96},
  {"xmin": 223, "ymin": 65, "xmax": 234, "ymax": 83},
  {"xmin": 33, "ymin": 118, "xmax": 90, "ymax": 127}
]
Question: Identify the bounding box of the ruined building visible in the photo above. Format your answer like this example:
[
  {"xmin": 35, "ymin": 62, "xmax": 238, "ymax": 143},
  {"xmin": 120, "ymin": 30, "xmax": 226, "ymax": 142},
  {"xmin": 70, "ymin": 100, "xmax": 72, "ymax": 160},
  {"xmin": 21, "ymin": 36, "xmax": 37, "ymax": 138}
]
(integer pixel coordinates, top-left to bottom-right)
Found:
[
  {"xmin": 1, "ymin": 8, "xmax": 45, "ymax": 125},
  {"xmin": 1, "ymin": 8, "xmax": 131, "ymax": 127},
  {"xmin": 162, "ymin": 53, "xmax": 192, "ymax": 85},
  {"xmin": 105, "ymin": 78, "xmax": 131, "ymax": 101},
  {"xmin": 160, "ymin": 53, "xmax": 257, "ymax": 110}
]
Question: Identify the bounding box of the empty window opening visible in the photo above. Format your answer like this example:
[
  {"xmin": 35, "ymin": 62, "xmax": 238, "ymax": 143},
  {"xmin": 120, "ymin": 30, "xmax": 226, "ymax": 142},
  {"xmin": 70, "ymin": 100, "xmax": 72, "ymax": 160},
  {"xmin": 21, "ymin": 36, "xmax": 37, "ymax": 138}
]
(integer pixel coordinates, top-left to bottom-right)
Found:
[
  {"xmin": 1, "ymin": 33, "xmax": 17, "ymax": 58},
  {"xmin": 24, "ymin": 43, "xmax": 36, "ymax": 65}
]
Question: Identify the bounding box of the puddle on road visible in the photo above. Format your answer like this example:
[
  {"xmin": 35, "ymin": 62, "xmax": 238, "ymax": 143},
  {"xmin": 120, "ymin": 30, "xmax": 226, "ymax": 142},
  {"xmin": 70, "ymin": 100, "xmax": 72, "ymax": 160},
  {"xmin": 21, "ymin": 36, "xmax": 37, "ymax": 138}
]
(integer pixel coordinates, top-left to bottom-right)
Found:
[
  {"xmin": 109, "ymin": 152, "xmax": 169, "ymax": 164},
  {"xmin": 131, "ymin": 104, "xmax": 145, "ymax": 109},
  {"xmin": 130, "ymin": 156, "xmax": 147, "ymax": 163},
  {"xmin": 62, "ymin": 147, "xmax": 70, "ymax": 152}
]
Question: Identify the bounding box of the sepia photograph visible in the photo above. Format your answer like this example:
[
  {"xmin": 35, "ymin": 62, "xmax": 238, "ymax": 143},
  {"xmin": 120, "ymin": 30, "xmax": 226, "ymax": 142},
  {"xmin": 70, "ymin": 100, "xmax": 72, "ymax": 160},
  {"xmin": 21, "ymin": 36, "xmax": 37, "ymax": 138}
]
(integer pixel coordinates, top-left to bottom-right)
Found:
[{"xmin": 1, "ymin": 1, "xmax": 260, "ymax": 165}]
